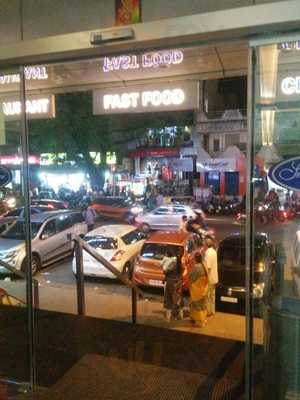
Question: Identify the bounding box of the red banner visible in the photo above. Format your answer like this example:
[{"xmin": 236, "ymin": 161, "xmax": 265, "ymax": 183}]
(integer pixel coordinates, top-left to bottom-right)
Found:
[
  {"xmin": 115, "ymin": 0, "xmax": 141, "ymax": 26},
  {"xmin": 128, "ymin": 148, "xmax": 179, "ymax": 158}
]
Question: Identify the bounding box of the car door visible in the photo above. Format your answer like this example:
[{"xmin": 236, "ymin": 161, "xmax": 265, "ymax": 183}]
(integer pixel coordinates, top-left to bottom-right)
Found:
[
  {"xmin": 37, "ymin": 218, "xmax": 59, "ymax": 264},
  {"xmin": 150, "ymin": 207, "xmax": 172, "ymax": 230},
  {"xmin": 54, "ymin": 213, "xmax": 78, "ymax": 256}
]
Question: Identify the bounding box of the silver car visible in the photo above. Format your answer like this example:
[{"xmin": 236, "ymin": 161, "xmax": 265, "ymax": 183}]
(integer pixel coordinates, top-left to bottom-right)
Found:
[
  {"xmin": 0, "ymin": 210, "xmax": 87, "ymax": 274},
  {"xmin": 135, "ymin": 204, "xmax": 196, "ymax": 231}
]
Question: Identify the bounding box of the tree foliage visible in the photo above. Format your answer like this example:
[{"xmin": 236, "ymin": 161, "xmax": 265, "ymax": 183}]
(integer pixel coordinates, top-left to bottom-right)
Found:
[{"xmin": 28, "ymin": 91, "xmax": 112, "ymax": 188}]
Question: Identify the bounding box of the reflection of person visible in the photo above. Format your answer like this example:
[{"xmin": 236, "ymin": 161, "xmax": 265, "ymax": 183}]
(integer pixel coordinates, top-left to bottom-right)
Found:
[
  {"xmin": 85, "ymin": 204, "xmax": 97, "ymax": 232},
  {"xmin": 161, "ymin": 248, "xmax": 184, "ymax": 321},
  {"xmin": 204, "ymin": 238, "xmax": 218, "ymax": 316},
  {"xmin": 189, "ymin": 253, "xmax": 208, "ymax": 327}
]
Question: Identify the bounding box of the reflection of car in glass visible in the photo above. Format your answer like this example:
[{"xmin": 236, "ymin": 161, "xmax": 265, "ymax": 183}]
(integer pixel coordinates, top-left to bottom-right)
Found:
[
  {"xmin": 135, "ymin": 204, "xmax": 196, "ymax": 232},
  {"xmin": 133, "ymin": 231, "xmax": 201, "ymax": 289},
  {"xmin": 91, "ymin": 197, "xmax": 144, "ymax": 223},
  {"xmin": 72, "ymin": 225, "xmax": 147, "ymax": 279},
  {"xmin": 216, "ymin": 233, "xmax": 275, "ymax": 314},
  {"xmin": 0, "ymin": 210, "xmax": 87, "ymax": 274},
  {"xmin": 31, "ymin": 199, "xmax": 69, "ymax": 209}
]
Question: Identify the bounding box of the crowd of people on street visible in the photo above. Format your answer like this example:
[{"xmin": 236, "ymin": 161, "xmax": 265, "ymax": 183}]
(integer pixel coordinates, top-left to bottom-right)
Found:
[{"xmin": 160, "ymin": 235, "xmax": 218, "ymax": 328}]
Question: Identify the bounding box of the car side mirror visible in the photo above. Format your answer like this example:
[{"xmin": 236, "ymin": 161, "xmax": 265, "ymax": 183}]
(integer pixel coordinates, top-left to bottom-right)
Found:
[{"xmin": 41, "ymin": 233, "xmax": 49, "ymax": 240}]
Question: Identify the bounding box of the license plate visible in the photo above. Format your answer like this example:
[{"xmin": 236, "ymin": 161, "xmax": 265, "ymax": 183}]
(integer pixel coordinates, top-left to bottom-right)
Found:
[
  {"xmin": 149, "ymin": 279, "xmax": 164, "ymax": 287},
  {"xmin": 221, "ymin": 296, "xmax": 238, "ymax": 303}
]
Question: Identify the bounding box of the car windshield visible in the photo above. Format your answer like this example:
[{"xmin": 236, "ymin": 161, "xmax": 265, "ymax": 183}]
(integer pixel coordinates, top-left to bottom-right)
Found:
[
  {"xmin": 85, "ymin": 235, "xmax": 118, "ymax": 250},
  {"xmin": 219, "ymin": 246, "xmax": 264, "ymax": 269},
  {"xmin": 141, "ymin": 243, "xmax": 182, "ymax": 260},
  {"xmin": 1, "ymin": 221, "xmax": 42, "ymax": 240}
]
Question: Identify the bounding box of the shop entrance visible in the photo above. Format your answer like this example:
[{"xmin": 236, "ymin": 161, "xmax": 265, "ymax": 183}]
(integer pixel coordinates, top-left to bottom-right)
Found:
[{"xmin": 0, "ymin": 39, "xmax": 260, "ymax": 396}]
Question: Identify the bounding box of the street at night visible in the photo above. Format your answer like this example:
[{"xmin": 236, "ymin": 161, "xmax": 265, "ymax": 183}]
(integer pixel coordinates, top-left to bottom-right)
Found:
[{"xmin": 21, "ymin": 214, "xmax": 295, "ymax": 345}]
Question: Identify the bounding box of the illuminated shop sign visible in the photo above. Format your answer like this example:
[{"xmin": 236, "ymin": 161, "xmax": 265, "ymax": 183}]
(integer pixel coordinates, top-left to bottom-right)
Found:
[
  {"xmin": 269, "ymin": 157, "xmax": 300, "ymax": 191},
  {"xmin": 103, "ymin": 50, "xmax": 183, "ymax": 72},
  {"xmin": 1, "ymin": 95, "xmax": 55, "ymax": 120},
  {"xmin": 93, "ymin": 81, "xmax": 198, "ymax": 115},
  {"xmin": 281, "ymin": 76, "xmax": 300, "ymax": 95},
  {"xmin": 0, "ymin": 66, "xmax": 48, "ymax": 85},
  {"xmin": 0, "ymin": 155, "xmax": 40, "ymax": 165},
  {"xmin": 196, "ymin": 158, "xmax": 236, "ymax": 172}
]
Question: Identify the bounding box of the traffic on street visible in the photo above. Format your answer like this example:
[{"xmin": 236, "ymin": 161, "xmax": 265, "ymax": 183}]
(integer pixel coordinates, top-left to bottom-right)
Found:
[{"xmin": 0, "ymin": 187, "xmax": 296, "ymax": 344}]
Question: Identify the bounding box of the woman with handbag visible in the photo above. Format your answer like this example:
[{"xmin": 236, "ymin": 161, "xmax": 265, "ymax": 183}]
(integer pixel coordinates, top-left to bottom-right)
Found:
[{"xmin": 161, "ymin": 248, "xmax": 184, "ymax": 321}]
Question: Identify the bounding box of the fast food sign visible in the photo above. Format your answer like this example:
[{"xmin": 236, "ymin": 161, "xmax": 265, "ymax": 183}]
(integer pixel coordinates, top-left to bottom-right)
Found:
[{"xmin": 93, "ymin": 81, "xmax": 199, "ymax": 114}]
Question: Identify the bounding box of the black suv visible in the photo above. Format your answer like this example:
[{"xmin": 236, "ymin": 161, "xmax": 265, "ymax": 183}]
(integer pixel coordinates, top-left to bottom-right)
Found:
[{"xmin": 216, "ymin": 233, "xmax": 275, "ymax": 315}]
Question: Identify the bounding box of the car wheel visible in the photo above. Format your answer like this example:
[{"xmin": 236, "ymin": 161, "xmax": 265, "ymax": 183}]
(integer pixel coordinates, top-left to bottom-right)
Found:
[
  {"xmin": 122, "ymin": 262, "xmax": 133, "ymax": 279},
  {"xmin": 140, "ymin": 223, "xmax": 150, "ymax": 233},
  {"xmin": 21, "ymin": 254, "xmax": 41, "ymax": 276}
]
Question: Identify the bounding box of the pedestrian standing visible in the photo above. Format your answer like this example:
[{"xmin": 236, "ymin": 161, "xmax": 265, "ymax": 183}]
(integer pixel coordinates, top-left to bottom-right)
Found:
[
  {"xmin": 161, "ymin": 248, "xmax": 184, "ymax": 321},
  {"xmin": 204, "ymin": 237, "xmax": 218, "ymax": 316},
  {"xmin": 85, "ymin": 203, "xmax": 97, "ymax": 232},
  {"xmin": 189, "ymin": 253, "xmax": 208, "ymax": 327}
]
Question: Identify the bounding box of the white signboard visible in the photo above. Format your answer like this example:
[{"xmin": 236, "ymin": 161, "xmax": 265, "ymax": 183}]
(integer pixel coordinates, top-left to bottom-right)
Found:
[
  {"xmin": 1, "ymin": 94, "xmax": 55, "ymax": 120},
  {"xmin": 281, "ymin": 76, "xmax": 300, "ymax": 96},
  {"xmin": 103, "ymin": 50, "xmax": 183, "ymax": 73},
  {"xmin": 170, "ymin": 158, "xmax": 193, "ymax": 172},
  {"xmin": 93, "ymin": 81, "xmax": 199, "ymax": 115},
  {"xmin": 196, "ymin": 158, "xmax": 236, "ymax": 172}
]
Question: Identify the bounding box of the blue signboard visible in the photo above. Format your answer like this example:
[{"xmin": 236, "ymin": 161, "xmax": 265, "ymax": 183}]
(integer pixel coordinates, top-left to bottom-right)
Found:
[
  {"xmin": 0, "ymin": 166, "xmax": 12, "ymax": 187},
  {"xmin": 268, "ymin": 157, "xmax": 300, "ymax": 191}
]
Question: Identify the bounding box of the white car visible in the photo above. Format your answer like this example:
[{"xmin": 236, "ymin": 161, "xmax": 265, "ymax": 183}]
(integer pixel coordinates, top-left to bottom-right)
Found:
[
  {"xmin": 135, "ymin": 204, "xmax": 196, "ymax": 232},
  {"xmin": 0, "ymin": 210, "xmax": 87, "ymax": 274},
  {"xmin": 72, "ymin": 225, "xmax": 147, "ymax": 279}
]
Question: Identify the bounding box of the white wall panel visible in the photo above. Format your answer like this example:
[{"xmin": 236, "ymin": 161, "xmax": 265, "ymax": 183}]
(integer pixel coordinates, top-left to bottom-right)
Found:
[
  {"xmin": 22, "ymin": 0, "xmax": 114, "ymax": 40},
  {"xmin": 0, "ymin": 0, "xmax": 21, "ymax": 45}
]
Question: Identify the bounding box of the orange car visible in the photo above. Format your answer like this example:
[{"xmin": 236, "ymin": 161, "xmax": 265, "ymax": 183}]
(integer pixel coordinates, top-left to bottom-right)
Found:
[
  {"xmin": 133, "ymin": 231, "xmax": 202, "ymax": 290},
  {"xmin": 91, "ymin": 197, "xmax": 143, "ymax": 223}
]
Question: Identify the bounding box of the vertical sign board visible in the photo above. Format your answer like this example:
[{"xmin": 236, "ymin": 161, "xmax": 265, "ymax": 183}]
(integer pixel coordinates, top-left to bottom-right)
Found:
[
  {"xmin": 115, "ymin": 0, "xmax": 141, "ymax": 26},
  {"xmin": 93, "ymin": 81, "xmax": 199, "ymax": 115}
]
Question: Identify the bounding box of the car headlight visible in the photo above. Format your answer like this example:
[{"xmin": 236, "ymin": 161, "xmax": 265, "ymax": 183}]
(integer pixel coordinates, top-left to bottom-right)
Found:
[{"xmin": 131, "ymin": 206, "xmax": 143, "ymax": 215}]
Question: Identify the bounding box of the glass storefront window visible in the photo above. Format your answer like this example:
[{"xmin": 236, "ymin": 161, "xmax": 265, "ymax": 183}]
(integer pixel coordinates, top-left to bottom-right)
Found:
[
  {"xmin": 0, "ymin": 68, "xmax": 34, "ymax": 395},
  {"xmin": 252, "ymin": 37, "xmax": 300, "ymax": 399}
]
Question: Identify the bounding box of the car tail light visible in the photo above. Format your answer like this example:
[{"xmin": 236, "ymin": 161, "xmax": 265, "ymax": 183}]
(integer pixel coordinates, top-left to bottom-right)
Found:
[
  {"xmin": 110, "ymin": 250, "xmax": 125, "ymax": 261},
  {"xmin": 283, "ymin": 211, "xmax": 287, "ymax": 218},
  {"xmin": 47, "ymin": 204, "xmax": 55, "ymax": 209}
]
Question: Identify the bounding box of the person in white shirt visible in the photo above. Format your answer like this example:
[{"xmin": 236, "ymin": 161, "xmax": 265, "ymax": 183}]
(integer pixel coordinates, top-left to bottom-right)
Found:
[{"xmin": 204, "ymin": 237, "xmax": 218, "ymax": 316}]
